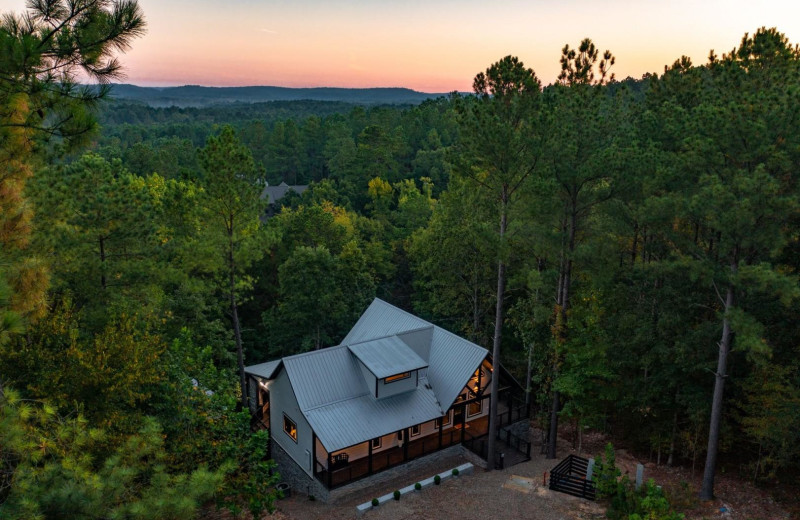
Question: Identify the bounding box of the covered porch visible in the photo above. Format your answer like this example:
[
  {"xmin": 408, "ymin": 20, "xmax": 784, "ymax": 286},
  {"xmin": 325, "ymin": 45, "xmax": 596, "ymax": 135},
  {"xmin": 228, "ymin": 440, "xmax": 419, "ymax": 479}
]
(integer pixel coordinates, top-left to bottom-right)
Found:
[
  {"xmin": 314, "ymin": 405, "xmax": 491, "ymax": 489},
  {"xmin": 312, "ymin": 382, "xmax": 530, "ymax": 490}
]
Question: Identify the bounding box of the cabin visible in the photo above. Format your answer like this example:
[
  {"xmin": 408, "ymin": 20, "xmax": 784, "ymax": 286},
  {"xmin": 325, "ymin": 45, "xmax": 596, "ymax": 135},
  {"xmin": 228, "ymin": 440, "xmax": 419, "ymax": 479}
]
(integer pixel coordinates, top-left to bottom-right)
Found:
[
  {"xmin": 245, "ymin": 298, "xmax": 529, "ymax": 501},
  {"xmin": 260, "ymin": 182, "xmax": 308, "ymax": 218}
]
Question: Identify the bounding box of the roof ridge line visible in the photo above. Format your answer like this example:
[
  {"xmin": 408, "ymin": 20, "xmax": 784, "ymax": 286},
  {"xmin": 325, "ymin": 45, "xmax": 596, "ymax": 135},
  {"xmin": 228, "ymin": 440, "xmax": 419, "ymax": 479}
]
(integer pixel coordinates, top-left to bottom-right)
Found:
[
  {"xmin": 345, "ymin": 324, "xmax": 433, "ymax": 347},
  {"xmin": 302, "ymin": 391, "xmax": 370, "ymax": 412}
]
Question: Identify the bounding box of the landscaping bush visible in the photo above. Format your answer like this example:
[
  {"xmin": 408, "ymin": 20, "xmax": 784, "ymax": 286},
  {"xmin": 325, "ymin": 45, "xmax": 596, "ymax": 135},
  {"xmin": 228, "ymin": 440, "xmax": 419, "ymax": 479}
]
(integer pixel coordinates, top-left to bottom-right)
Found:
[
  {"xmin": 594, "ymin": 442, "xmax": 621, "ymax": 499},
  {"xmin": 414, "ymin": 482, "xmax": 422, "ymax": 490},
  {"xmin": 434, "ymin": 475, "xmax": 441, "ymax": 485},
  {"xmin": 452, "ymin": 468, "xmax": 459, "ymax": 476},
  {"xmin": 371, "ymin": 498, "xmax": 379, "ymax": 507},
  {"xmin": 393, "ymin": 490, "xmax": 401, "ymax": 501},
  {"xmin": 591, "ymin": 444, "xmax": 684, "ymax": 520}
]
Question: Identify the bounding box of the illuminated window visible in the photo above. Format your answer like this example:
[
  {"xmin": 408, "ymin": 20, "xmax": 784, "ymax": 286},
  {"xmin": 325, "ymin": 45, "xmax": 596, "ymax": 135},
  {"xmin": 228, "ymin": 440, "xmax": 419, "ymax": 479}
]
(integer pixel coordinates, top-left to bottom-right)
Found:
[
  {"xmin": 283, "ymin": 414, "xmax": 298, "ymax": 442},
  {"xmin": 468, "ymin": 399, "xmax": 483, "ymax": 418},
  {"xmin": 411, "ymin": 424, "xmax": 420, "ymax": 437},
  {"xmin": 435, "ymin": 412, "xmax": 451, "ymax": 429},
  {"xmin": 385, "ymin": 372, "xmax": 411, "ymax": 383}
]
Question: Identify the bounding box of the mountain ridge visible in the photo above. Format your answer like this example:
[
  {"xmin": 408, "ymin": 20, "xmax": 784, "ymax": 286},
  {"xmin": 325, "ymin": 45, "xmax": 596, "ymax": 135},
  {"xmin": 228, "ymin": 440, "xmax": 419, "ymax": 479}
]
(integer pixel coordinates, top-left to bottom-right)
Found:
[{"xmin": 106, "ymin": 83, "xmax": 455, "ymax": 107}]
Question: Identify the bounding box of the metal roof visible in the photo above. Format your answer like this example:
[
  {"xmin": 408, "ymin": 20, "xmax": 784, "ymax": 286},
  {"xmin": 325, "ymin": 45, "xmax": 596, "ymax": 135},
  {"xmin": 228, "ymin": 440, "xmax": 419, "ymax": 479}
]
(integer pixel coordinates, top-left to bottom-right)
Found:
[
  {"xmin": 282, "ymin": 345, "xmax": 368, "ymax": 410},
  {"xmin": 341, "ymin": 299, "xmax": 429, "ymax": 345},
  {"xmin": 348, "ymin": 336, "xmax": 428, "ymax": 378},
  {"xmin": 427, "ymin": 327, "xmax": 487, "ymax": 412},
  {"xmin": 245, "ymin": 359, "xmax": 282, "ymax": 380},
  {"xmin": 306, "ymin": 377, "xmax": 444, "ymax": 452},
  {"xmin": 260, "ymin": 183, "xmax": 308, "ymax": 205},
  {"xmin": 253, "ymin": 298, "xmax": 489, "ymax": 452}
]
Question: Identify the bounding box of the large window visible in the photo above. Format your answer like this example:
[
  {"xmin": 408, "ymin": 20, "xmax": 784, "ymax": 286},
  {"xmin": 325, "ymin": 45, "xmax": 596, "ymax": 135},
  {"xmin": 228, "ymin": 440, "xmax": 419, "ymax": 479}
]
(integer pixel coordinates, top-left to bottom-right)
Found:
[
  {"xmin": 468, "ymin": 399, "xmax": 483, "ymax": 417},
  {"xmin": 385, "ymin": 372, "xmax": 411, "ymax": 383},
  {"xmin": 435, "ymin": 411, "xmax": 451, "ymax": 429},
  {"xmin": 467, "ymin": 391, "xmax": 482, "ymax": 417},
  {"xmin": 283, "ymin": 414, "xmax": 298, "ymax": 442}
]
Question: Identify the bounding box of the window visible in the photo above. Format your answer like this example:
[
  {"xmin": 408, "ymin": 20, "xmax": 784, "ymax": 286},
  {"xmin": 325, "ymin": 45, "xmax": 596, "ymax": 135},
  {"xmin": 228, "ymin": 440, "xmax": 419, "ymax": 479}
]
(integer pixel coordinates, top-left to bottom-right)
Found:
[
  {"xmin": 371, "ymin": 437, "xmax": 382, "ymax": 450},
  {"xmin": 283, "ymin": 414, "xmax": 298, "ymax": 442},
  {"xmin": 435, "ymin": 411, "xmax": 451, "ymax": 429},
  {"xmin": 385, "ymin": 372, "xmax": 411, "ymax": 383},
  {"xmin": 410, "ymin": 424, "xmax": 421, "ymax": 437},
  {"xmin": 397, "ymin": 430, "xmax": 404, "ymax": 441},
  {"xmin": 468, "ymin": 399, "xmax": 483, "ymax": 418}
]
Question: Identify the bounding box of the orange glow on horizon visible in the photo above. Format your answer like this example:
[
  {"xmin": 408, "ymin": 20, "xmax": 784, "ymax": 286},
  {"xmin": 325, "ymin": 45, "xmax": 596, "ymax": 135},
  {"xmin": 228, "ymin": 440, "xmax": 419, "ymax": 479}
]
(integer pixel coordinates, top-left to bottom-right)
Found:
[{"xmin": 1, "ymin": 0, "xmax": 799, "ymax": 91}]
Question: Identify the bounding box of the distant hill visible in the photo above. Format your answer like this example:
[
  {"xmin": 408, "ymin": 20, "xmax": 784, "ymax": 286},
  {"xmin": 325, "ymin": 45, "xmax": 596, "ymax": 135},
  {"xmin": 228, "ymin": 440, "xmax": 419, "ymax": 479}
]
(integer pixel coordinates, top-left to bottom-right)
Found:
[{"xmin": 105, "ymin": 84, "xmax": 453, "ymax": 107}]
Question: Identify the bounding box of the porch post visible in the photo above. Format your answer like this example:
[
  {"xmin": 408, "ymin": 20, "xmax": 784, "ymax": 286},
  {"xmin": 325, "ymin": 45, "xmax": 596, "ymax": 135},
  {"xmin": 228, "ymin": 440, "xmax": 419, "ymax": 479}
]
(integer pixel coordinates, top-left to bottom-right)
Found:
[
  {"xmin": 327, "ymin": 452, "xmax": 333, "ymax": 489},
  {"xmin": 438, "ymin": 417, "xmax": 443, "ymax": 448},
  {"xmin": 312, "ymin": 432, "xmax": 317, "ymax": 476},
  {"xmin": 507, "ymin": 389, "xmax": 513, "ymax": 423},
  {"xmin": 460, "ymin": 404, "xmax": 466, "ymax": 443},
  {"xmin": 403, "ymin": 428, "xmax": 409, "ymax": 461},
  {"xmin": 368, "ymin": 439, "xmax": 373, "ymax": 474}
]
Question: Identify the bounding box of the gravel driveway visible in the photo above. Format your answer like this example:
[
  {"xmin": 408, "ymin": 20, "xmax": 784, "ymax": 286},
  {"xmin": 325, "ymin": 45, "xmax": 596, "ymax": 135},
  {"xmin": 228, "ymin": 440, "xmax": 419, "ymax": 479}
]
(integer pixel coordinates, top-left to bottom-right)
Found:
[{"xmin": 271, "ymin": 438, "xmax": 605, "ymax": 520}]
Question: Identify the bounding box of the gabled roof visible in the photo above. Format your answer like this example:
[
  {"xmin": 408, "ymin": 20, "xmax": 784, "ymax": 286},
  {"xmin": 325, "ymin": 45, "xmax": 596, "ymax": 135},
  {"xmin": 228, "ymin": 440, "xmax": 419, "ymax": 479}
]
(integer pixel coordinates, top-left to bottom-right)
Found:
[
  {"xmin": 341, "ymin": 299, "xmax": 429, "ymax": 344},
  {"xmin": 348, "ymin": 335, "xmax": 428, "ymax": 378},
  {"xmin": 283, "ymin": 345, "xmax": 368, "ymax": 410},
  {"xmin": 245, "ymin": 298, "xmax": 488, "ymax": 453}
]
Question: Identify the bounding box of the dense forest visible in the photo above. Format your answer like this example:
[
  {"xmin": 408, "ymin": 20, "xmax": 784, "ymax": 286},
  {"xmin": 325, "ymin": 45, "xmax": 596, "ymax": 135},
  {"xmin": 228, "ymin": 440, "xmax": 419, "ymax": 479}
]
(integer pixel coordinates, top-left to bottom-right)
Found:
[{"xmin": 1, "ymin": 1, "xmax": 799, "ymax": 518}]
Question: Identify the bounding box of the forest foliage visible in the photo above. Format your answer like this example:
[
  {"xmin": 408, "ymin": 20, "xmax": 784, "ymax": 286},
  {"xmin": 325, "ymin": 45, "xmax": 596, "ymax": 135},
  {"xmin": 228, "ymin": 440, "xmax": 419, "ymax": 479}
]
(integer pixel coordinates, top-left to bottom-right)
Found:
[{"xmin": 0, "ymin": 1, "xmax": 798, "ymax": 515}]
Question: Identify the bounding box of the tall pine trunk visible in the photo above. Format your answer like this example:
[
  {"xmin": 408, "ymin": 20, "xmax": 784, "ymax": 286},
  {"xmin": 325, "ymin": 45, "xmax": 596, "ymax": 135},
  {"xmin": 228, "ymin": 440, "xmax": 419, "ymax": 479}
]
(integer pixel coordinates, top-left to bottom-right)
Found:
[
  {"xmin": 699, "ymin": 257, "xmax": 737, "ymax": 500},
  {"xmin": 229, "ymin": 219, "xmax": 247, "ymax": 409},
  {"xmin": 548, "ymin": 206, "xmax": 576, "ymax": 459},
  {"xmin": 486, "ymin": 201, "xmax": 508, "ymax": 471}
]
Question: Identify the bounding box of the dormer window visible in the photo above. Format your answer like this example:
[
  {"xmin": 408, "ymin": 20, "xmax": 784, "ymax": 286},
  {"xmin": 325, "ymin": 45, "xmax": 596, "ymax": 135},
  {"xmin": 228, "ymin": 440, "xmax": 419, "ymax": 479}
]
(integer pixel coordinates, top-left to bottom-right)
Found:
[{"xmin": 385, "ymin": 372, "xmax": 411, "ymax": 383}]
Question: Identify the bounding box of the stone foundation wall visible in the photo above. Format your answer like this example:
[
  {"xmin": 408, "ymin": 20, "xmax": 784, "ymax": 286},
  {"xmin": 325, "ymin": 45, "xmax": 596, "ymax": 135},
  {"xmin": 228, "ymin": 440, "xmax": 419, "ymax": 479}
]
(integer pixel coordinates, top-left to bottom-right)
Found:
[
  {"xmin": 327, "ymin": 444, "xmax": 466, "ymax": 502},
  {"xmin": 271, "ymin": 440, "xmax": 329, "ymax": 502}
]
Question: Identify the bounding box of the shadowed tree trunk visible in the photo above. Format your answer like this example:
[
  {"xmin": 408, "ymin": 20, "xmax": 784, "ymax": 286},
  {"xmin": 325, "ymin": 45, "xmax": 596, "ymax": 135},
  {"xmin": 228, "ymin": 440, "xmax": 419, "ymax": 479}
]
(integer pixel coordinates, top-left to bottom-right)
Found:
[
  {"xmin": 486, "ymin": 203, "xmax": 507, "ymax": 470},
  {"xmin": 700, "ymin": 258, "xmax": 737, "ymax": 500},
  {"xmin": 229, "ymin": 218, "xmax": 247, "ymax": 409}
]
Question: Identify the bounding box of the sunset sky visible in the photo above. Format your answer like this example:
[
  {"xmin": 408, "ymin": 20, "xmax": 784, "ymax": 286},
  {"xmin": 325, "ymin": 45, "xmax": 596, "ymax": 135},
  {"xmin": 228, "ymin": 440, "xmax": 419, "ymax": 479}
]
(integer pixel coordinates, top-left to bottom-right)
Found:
[{"xmin": 2, "ymin": 0, "xmax": 799, "ymax": 91}]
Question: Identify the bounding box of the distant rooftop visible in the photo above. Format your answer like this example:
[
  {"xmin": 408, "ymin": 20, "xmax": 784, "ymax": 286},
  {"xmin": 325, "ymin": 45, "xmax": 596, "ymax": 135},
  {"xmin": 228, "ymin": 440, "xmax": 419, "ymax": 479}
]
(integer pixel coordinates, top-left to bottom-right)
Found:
[{"xmin": 260, "ymin": 182, "xmax": 308, "ymax": 205}]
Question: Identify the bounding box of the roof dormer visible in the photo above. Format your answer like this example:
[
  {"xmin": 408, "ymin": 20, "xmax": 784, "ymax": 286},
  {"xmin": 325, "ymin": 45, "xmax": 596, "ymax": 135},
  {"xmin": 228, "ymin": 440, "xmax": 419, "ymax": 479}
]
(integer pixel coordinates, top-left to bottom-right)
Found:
[{"xmin": 348, "ymin": 335, "xmax": 428, "ymax": 399}]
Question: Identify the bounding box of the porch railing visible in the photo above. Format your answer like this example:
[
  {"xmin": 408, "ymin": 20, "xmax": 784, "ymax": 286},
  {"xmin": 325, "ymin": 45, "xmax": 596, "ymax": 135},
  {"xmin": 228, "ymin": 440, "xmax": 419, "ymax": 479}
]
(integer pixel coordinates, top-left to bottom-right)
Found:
[{"xmin": 314, "ymin": 428, "xmax": 463, "ymax": 489}]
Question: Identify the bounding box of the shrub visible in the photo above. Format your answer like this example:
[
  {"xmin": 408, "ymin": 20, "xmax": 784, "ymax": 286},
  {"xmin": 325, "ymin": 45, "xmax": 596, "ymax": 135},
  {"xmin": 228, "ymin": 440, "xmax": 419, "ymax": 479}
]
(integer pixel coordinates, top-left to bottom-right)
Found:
[
  {"xmin": 393, "ymin": 490, "xmax": 401, "ymax": 501},
  {"xmin": 452, "ymin": 468, "xmax": 459, "ymax": 476},
  {"xmin": 594, "ymin": 442, "xmax": 621, "ymax": 499},
  {"xmin": 414, "ymin": 482, "xmax": 422, "ymax": 490},
  {"xmin": 371, "ymin": 498, "xmax": 379, "ymax": 507},
  {"xmin": 434, "ymin": 475, "xmax": 441, "ymax": 485}
]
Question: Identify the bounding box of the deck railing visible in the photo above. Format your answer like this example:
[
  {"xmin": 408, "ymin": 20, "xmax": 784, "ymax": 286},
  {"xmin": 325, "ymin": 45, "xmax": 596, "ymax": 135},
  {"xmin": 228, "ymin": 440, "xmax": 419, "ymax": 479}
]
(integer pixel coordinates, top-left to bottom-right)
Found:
[{"xmin": 314, "ymin": 428, "xmax": 463, "ymax": 489}]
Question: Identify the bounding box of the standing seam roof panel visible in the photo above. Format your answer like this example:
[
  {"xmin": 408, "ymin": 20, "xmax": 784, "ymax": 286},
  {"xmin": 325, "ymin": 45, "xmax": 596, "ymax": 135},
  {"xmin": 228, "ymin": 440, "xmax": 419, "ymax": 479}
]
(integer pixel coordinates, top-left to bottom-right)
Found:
[
  {"xmin": 426, "ymin": 326, "xmax": 488, "ymax": 412},
  {"xmin": 244, "ymin": 359, "xmax": 282, "ymax": 380},
  {"xmin": 341, "ymin": 299, "xmax": 429, "ymax": 345},
  {"xmin": 348, "ymin": 336, "xmax": 428, "ymax": 378},
  {"xmin": 305, "ymin": 379, "xmax": 443, "ymax": 452},
  {"xmin": 283, "ymin": 345, "xmax": 368, "ymax": 410}
]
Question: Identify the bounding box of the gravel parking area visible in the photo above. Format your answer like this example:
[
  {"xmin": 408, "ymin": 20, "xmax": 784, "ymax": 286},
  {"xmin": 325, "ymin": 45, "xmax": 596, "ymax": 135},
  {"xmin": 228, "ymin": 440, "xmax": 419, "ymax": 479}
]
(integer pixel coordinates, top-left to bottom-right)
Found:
[{"xmin": 270, "ymin": 434, "xmax": 605, "ymax": 520}]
